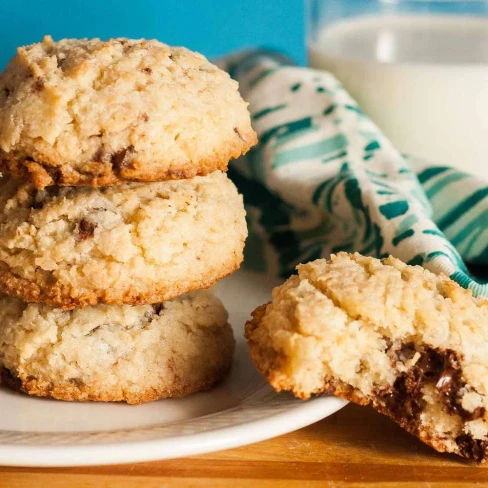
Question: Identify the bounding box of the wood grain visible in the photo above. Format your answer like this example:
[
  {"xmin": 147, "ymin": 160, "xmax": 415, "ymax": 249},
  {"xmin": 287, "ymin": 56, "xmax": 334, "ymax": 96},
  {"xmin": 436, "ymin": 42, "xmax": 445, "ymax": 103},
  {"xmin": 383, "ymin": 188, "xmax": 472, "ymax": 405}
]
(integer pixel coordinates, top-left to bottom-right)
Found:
[{"xmin": 2, "ymin": 403, "xmax": 488, "ymax": 487}]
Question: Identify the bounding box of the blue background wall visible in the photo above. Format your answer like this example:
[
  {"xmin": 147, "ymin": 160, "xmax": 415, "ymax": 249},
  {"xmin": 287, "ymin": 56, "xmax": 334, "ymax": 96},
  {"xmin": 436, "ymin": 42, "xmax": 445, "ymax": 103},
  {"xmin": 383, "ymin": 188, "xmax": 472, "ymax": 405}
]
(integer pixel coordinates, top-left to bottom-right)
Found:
[{"xmin": 0, "ymin": 0, "xmax": 305, "ymax": 69}]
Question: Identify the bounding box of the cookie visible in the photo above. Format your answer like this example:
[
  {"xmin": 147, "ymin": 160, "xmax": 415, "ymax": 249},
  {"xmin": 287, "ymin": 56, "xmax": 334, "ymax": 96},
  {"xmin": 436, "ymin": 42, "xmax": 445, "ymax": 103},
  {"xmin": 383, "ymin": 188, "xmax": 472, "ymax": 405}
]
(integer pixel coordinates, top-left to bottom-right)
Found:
[
  {"xmin": 246, "ymin": 252, "xmax": 488, "ymax": 462},
  {"xmin": 0, "ymin": 171, "xmax": 247, "ymax": 309},
  {"xmin": 0, "ymin": 36, "xmax": 257, "ymax": 189},
  {"xmin": 0, "ymin": 290, "xmax": 234, "ymax": 403}
]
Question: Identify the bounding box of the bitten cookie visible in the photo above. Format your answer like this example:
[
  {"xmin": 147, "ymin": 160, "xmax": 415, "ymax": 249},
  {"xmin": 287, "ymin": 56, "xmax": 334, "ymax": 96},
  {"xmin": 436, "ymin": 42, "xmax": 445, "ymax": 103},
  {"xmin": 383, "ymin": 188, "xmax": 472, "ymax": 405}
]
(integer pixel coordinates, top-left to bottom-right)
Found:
[
  {"xmin": 246, "ymin": 252, "xmax": 488, "ymax": 462},
  {"xmin": 0, "ymin": 36, "xmax": 257, "ymax": 189},
  {"xmin": 0, "ymin": 290, "xmax": 234, "ymax": 404},
  {"xmin": 0, "ymin": 171, "xmax": 247, "ymax": 309}
]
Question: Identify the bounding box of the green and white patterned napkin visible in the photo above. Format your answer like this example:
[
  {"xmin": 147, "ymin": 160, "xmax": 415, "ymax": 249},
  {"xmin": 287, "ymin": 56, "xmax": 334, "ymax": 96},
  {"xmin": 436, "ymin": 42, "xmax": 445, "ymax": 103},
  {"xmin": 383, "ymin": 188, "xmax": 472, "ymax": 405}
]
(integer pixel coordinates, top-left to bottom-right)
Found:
[{"xmin": 221, "ymin": 51, "xmax": 488, "ymax": 297}]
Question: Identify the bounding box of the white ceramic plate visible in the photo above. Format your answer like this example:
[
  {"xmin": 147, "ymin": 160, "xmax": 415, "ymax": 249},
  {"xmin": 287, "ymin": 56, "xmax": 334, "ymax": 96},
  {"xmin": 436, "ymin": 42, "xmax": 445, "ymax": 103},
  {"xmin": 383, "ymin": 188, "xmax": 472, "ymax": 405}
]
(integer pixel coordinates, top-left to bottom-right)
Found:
[{"xmin": 0, "ymin": 270, "xmax": 347, "ymax": 467}]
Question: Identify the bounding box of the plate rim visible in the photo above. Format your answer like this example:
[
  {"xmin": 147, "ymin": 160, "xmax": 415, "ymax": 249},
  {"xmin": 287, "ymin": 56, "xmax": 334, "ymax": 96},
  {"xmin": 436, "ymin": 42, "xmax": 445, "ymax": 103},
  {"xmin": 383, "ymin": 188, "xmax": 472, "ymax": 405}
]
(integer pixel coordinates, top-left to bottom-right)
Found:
[
  {"xmin": 0, "ymin": 395, "xmax": 347, "ymax": 467},
  {"xmin": 0, "ymin": 270, "xmax": 347, "ymax": 467}
]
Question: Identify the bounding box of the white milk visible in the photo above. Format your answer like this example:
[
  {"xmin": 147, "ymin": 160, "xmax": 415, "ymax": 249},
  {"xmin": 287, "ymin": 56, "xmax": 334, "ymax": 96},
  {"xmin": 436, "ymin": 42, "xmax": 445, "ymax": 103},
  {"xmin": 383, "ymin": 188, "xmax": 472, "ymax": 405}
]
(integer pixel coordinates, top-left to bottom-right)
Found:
[{"xmin": 309, "ymin": 15, "xmax": 488, "ymax": 179}]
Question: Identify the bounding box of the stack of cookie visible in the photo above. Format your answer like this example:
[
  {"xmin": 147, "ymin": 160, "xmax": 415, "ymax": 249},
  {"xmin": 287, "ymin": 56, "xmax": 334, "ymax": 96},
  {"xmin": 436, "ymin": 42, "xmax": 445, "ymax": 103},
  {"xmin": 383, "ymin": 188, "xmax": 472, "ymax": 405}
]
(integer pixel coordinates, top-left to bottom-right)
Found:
[{"xmin": 0, "ymin": 36, "xmax": 256, "ymax": 404}]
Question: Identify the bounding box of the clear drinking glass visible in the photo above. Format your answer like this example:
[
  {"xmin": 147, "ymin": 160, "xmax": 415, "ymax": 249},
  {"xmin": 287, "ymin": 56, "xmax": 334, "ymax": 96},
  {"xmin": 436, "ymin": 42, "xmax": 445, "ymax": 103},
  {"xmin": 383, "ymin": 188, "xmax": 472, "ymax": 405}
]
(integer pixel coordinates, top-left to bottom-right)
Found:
[{"xmin": 306, "ymin": 0, "xmax": 488, "ymax": 180}]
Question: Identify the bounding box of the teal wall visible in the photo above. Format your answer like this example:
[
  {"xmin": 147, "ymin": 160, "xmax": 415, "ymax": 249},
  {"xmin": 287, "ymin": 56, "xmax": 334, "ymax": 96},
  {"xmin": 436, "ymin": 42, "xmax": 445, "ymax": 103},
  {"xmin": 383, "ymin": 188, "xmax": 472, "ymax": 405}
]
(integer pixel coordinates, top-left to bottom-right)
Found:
[{"xmin": 0, "ymin": 0, "xmax": 305, "ymax": 68}]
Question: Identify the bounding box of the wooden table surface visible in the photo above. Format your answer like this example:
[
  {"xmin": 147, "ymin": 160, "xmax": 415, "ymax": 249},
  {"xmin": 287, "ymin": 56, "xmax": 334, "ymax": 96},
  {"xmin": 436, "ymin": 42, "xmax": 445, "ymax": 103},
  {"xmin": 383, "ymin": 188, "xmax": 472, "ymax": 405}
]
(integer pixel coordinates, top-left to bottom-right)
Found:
[{"xmin": 2, "ymin": 403, "xmax": 488, "ymax": 487}]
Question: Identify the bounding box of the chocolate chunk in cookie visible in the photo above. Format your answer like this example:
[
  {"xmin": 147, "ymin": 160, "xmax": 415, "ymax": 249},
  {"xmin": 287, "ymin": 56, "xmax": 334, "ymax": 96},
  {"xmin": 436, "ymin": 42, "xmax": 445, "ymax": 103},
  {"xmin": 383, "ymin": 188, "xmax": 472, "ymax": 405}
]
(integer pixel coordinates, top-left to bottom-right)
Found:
[{"xmin": 246, "ymin": 252, "xmax": 488, "ymax": 462}]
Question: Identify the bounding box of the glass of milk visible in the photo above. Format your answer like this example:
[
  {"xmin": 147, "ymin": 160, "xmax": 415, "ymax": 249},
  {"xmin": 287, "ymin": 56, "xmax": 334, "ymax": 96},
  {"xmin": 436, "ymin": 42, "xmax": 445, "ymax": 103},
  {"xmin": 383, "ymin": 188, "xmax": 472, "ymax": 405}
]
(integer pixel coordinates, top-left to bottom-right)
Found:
[{"xmin": 307, "ymin": 0, "xmax": 488, "ymax": 180}]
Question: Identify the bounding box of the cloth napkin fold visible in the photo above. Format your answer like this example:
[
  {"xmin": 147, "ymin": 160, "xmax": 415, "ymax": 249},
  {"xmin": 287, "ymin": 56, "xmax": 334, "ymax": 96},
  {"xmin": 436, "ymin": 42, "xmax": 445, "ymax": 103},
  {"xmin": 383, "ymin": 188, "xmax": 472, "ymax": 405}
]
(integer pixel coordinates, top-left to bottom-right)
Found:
[{"xmin": 220, "ymin": 51, "xmax": 488, "ymax": 297}]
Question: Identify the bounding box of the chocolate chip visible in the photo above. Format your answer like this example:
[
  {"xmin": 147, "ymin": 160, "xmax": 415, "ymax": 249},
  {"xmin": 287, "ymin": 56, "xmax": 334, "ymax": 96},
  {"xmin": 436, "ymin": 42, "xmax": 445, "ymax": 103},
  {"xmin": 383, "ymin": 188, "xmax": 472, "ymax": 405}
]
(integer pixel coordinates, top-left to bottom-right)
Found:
[
  {"xmin": 141, "ymin": 113, "xmax": 149, "ymax": 122},
  {"xmin": 31, "ymin": 201, "xmax": 43, "ymax": 210},
  {"xmin": 471, "ymin": 407, "xmax": 486, "ymax": 420},
  {"xmin": 75, "ymin": 219, "xmax": 97, "ymax": 241},
  {"xmin": 380, "ymin": 345, "xmax": 482, "ymax": 432},
  {"xmin": 69, "ymin": 378, "xmax": 84, "ymax": 387},
  {"xmin": 3, "ymin": 87, "xmax": 10, "ymax": 98},
  {"xmin": 433, "ymin": 350, "xmax": 471, "ymax": 418},
  {"xmin": 416, "ymin": 347, "xmax": 445, "ymax": 377},
  {"xmin": 456, "ymin": 434, "xmax": 488, "ymax": 463},
  {"xmin": 87, "ymin": 326, "xmax": 101, "ymax": 336},
  {"xmin": 31, "ymin": 78, "xmax": 45, "ymax": 92},
  {"xmin": 93, "ymin": 148, "xmax": 103, "ymax": 162},
  {"xmin": 111, "ymin": 146, "xmax": 135, "ymax": 173},
  {"xmin": 436, "ymin": 362, "xmax": 461, "ymax": 412},
  {"xmin": 436, "ymin": 372, "xmax": 454, "ymax": 392},
  {"xmin": 56, "ymin": 55, "xmax": 69, "ymax": 71},
  {"xmin": 142, "ymin": 67, "xmax": 152, "ymax": 74},
  {"xmin": 93, "ymin": 147, "xmax": 110, "ymax": 163},
  {"xmin": 383, "ymin": 373, "xmax": 425, "ymax": 420},
  {"xmin": 44, "ymin": 165, "xmax": 62, "ymax": 185},
  {"xmin": 234, "ymin": 127, "xmax": 245, "ymax": 142},
  {"xmin": 168, "ymin": 54, "xmax": 173, "ymax": 60},
  {"xmin": 152, "ymin": 303, "xmax": 166, "ymax": 314}
]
